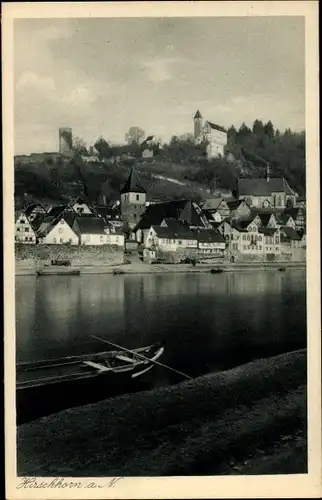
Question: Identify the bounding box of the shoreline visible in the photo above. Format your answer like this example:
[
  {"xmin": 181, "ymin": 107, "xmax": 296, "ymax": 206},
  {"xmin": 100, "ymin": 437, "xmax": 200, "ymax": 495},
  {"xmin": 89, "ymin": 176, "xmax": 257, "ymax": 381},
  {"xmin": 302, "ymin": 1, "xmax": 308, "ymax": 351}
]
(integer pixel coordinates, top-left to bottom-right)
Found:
[
  {"xmin": 17, "ymin": 349, "xmax": 307, "ymax": 476},
  {"xmin": 16, "ymin": 261, "xmax": 306, "ymax": 276}
]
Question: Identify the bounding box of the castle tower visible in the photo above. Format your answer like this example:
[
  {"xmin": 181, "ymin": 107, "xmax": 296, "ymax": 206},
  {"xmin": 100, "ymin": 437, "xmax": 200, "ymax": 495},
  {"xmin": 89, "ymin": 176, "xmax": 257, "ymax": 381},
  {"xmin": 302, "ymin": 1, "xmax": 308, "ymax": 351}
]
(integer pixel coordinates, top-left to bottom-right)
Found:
[
  {"xmin": 59, "ymin": 127, "xmax": 73, "ymax": 156},
  {"xmin": 120, "ymin": 168, "xmax": 147, "ymax": 230},
  {"xmin": 194, "ymin": 110, "xmax": 203, "ymax": 143}
]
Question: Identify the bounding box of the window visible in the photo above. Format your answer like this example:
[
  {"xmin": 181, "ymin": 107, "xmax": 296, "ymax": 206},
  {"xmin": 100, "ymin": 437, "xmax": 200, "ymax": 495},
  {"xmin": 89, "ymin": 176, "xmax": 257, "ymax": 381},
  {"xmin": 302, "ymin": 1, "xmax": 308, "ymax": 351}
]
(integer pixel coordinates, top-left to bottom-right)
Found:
[
  {"xmin": 53, "ymin": 238, "xmax": 57, "ymax": 243},
  {"xmin": 20, "ymin": 219, "xmax": 25, "ymax": 224},
  {"xmin": 258, "ymin": 235, "xmax": 262, "ymax": 241},
  {"xmin": 58, "ymin": 228, "xmax": 63, "ymax": 234},
  {"xmin": 242, "ymin": 235, "xmax": 246, "ymax": 241},
  {"xmin": 247, "ymin": 235, "xmax": 250, "ymax": 241},
  {"xmin": 136, "ymin": 194, "xmax": 140, "ymax": 201},
  {"xmin": 275, "ymin": 237, "xmax": 279, "ymax": 244},
  {"xmin": 100, "ymin": 236, "xmax": 104, "ymax": 242},
  {"xmin": 60, "ymin": 238, "xmax": 64, "ymax": 243},
  {"xmin": 25, "ymin": 227, "xmax": 29, "ymax": 232},
  {"xmin": 178, "ymin": 240, "xmax": 182, "ymax": 245},
  {"xmin": 69, "ymin": 239, "xmax": 72, "ymax": 244},
  {"xmin": 16, "ymin": 228, "xmax": 20, "ymax": 232},
  {"xmin": 259, "ymin": 245, "xmax": 262, "ymax": 250}
]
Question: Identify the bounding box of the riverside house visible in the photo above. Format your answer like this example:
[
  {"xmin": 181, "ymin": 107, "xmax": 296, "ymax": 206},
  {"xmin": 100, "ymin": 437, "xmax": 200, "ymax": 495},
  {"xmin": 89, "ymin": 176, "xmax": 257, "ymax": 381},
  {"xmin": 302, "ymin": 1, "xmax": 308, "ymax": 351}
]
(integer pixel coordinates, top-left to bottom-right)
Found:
[
  {"xmin": 135, "ymin": 198, "xmax": 211, "ymax": 244},
  {"xmin": 193, "ymin": 229, "xmax": 226, "ymax": 256},
  {"xmin": 15, "ymin": 212, "xmax": 38, "ymax": 244},
  {"xmin": 37, "ymin": 213, "xmax": 79, "ymax": 245},
  {"xmin": 73, "ymin": 217, "xmax": 109, "ymax": 245},
  {"xmin": 218, "ymin": 217, "xmax": 281, "ymax": 261},
  {"xmin": 145, "ymin": 224, "xmax": 198, "ymax": 253}
]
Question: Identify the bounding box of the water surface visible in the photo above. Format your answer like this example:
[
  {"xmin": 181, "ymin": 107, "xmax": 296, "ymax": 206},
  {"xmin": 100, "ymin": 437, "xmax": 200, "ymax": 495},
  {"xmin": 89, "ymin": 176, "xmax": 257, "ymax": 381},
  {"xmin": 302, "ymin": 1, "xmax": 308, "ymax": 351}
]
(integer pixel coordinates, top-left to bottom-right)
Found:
[{"xmin": 16, "ymin": 270, "xmax": 306, "ymax": 381}]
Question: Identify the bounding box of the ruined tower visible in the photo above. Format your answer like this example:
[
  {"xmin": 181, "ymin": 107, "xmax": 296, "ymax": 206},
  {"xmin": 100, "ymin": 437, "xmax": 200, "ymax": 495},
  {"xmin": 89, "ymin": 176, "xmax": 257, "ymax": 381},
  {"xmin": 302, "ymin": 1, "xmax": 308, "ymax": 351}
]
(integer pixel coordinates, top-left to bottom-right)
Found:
[{"xmin": 194, "ymin": 110, "xmax": 203, "ymax": 143}]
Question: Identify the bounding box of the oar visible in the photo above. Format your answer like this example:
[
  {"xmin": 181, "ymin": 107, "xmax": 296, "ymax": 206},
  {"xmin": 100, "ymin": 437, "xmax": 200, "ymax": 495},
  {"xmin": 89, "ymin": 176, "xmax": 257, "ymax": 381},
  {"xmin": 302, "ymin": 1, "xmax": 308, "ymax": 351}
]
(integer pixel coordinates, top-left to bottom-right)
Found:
[{"xmin": 91, "ymin": 335, "xmax": 192, "ymax": 380}]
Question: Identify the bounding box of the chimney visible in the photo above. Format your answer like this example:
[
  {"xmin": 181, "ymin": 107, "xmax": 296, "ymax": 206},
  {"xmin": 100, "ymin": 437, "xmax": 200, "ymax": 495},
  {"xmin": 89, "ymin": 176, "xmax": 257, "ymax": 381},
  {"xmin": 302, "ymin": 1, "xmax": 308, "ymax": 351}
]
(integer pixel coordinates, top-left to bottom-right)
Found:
[{"xmin": 266, "ymin": 163, "xmax": 270, "ymax": 182}]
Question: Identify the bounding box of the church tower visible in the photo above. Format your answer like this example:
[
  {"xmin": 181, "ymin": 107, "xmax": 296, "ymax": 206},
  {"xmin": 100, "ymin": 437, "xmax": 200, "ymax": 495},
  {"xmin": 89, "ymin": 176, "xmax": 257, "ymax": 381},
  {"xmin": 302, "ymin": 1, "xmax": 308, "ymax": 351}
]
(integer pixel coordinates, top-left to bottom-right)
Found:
[
  {"xmin": 194, "ymin": 110, "xmax": 203, "ymax": 143},
  {"xmin": 120, "ymin": 168, "xmax": 147, "ymax": 230}
]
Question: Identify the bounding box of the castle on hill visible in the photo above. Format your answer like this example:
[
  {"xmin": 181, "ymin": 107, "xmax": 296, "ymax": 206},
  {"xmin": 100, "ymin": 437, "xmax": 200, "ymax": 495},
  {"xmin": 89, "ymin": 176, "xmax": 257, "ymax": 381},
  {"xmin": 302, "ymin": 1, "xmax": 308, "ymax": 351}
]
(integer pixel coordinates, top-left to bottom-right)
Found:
[{"xmin": 193, "ymin": 110, "xmax": 228, "ymax": 159}]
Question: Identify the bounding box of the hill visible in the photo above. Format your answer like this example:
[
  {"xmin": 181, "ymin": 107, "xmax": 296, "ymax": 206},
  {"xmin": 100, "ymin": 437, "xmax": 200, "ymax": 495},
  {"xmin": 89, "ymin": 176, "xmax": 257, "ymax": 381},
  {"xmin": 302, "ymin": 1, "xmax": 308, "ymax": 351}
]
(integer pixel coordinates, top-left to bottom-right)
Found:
[{"xmin": 14, "ymin": 121, "xmax": 305, "ymax": 208}]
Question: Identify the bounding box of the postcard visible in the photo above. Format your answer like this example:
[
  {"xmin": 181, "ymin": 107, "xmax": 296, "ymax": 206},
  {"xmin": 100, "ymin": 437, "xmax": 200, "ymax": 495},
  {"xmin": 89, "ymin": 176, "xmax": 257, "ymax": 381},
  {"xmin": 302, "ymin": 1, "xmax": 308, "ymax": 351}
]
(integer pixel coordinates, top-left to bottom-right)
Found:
[{"xmin": 3, "ymin": 1, "xmax": 321, "ymax": 499}]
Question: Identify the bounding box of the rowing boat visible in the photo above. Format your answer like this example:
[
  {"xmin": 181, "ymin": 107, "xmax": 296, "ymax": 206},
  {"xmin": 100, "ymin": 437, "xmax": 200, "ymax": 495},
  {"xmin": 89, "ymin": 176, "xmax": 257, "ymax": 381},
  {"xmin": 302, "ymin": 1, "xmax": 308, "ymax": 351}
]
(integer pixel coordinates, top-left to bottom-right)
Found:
[
  {"xmin": 17, "ymin": 343, "xmax": 164, "ymax": 390},
  {"xmin": 16, "ymin": 343, "xmax": 164, "ymax": 424},
  {"xmin": 36, "ymin": 268, "xmax": 81, "ymax": 276}
]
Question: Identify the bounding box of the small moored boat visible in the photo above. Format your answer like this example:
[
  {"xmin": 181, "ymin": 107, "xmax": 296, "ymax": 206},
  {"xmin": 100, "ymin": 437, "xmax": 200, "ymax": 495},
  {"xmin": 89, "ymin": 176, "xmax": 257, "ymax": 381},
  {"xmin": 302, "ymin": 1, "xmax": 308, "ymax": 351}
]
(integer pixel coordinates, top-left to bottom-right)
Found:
[
  {"xmin": 17, "ymin": 342, "xmax": 164, "ymax": 392},
  {"xmin": 278, "ymin": 267, "xmax": 286, "ymax": 272},
  {"xmin": 113, "ymin": 269, "xmax": 125, "ymax": 275},
  {"xmin": 210, "ymin": 268, "xmax": 224, "ymax": 274},
  {"xmin": 36, "ymin": 268, "xmax": 81, "ymax": 276}
]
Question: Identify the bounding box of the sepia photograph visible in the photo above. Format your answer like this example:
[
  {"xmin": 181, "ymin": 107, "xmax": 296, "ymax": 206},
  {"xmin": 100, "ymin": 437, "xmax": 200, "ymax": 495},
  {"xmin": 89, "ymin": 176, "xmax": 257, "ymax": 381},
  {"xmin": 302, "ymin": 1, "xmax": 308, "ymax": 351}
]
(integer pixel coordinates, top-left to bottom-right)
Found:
[{"xmin": 3, "ymin": 1, "xmax": 320, "ymax": 499}]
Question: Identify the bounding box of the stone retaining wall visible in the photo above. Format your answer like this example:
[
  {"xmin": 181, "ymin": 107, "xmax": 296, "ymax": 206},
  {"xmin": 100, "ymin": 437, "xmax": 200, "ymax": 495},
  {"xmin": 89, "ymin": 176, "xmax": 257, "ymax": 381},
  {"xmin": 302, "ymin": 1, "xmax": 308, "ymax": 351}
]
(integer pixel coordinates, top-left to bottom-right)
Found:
[{"xmin": 15, "ymin": 244, "xmax": 124, "ymax": 268}]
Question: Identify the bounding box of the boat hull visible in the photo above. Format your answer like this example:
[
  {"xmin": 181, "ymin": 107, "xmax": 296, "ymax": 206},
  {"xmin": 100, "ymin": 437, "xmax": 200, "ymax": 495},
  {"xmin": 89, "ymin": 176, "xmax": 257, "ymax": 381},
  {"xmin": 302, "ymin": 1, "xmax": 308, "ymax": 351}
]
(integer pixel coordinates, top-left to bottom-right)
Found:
[
  {"xmin": 36, "ymin": 269, "xmax": 81, "ymax": 276},
  {"xmin": 16, "ymin": 345, "xmax": 164, "ymax": 425}
]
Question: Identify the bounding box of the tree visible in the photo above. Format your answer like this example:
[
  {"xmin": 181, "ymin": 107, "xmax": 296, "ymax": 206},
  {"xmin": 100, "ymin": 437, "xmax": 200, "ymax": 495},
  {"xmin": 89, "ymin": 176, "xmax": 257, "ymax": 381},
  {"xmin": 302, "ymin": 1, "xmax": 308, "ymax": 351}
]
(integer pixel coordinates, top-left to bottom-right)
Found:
[
  {"xmin": 227, "ymin": 125, "xmax": 238, "ymax": 143},
  {"xmin": 252, "ymin": 119, "xmax": 265, "ymax": 136},
  {"xmin": 178, "ymin": 133, "xmax": 194, "ymax": 142},
  {"xmin": 73, "ymin": 136, "xmax": 88, "ymax": 155},
  {"xmin": 264, "ymin": 120, "xmax": 274, "ymax": 138},
  {"xmin": 237, "ymin": 123, "xmax": 252, "ymax": 141},
  {"xmin": 125, "ymin": 126, "xmax": 145, "ymax": 145}
]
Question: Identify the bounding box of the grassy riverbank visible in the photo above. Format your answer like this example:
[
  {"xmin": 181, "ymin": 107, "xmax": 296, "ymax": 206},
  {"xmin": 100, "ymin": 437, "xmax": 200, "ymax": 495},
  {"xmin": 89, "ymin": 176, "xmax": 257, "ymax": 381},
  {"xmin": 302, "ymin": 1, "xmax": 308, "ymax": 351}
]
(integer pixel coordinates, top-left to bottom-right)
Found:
[{"xmin": 17, "ymin": 349, "xmax": 307, "ymax": 476}]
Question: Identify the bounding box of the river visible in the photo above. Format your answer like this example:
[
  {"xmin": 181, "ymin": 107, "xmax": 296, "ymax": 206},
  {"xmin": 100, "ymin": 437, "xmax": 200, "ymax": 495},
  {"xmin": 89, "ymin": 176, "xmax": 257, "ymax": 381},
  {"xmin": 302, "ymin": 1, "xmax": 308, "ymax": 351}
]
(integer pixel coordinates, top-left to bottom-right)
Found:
[{"xmin": 16, "ymin": 270, "xmax": 306, "ymax": 383}]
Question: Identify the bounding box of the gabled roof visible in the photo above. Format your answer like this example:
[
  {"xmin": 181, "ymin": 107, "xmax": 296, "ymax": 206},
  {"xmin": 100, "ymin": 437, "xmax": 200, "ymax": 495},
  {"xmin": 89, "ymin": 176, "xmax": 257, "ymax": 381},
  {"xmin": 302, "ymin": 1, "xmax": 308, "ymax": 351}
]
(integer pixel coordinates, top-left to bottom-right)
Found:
[
  {"xmin": 230, "ymin": 221, "xmax": 248, "ymax": 233},
  {"xmin": 259, "ymin": 227, "xmax": 278, "ymax": 236},
  {"xmin": 161, "ymin": 218, "xmax": 190, "ymax": 231},
  {"xmin": 205, "ymin": 121, "xmax": 227, "ymax": 133},
  {"xmin": 280, "ymin": 226, "xmax": 302, "ymax": 240},
  {"xmin": 232, "ymin": 216, "xmax": 257, "ymax": 230},
  {"xmin": 192, "ymin": 229, "xmax": 225, "ymax": 243},
  {"xmin": 46, "ymin": 205, "xmax": 68, "ymax": 218},
  {"xmin": 94, "ymin": 205, "xmax": 122, "ymax": 220},
  {"xmin": 37, "ymin": 212, "xmax": 77, "ymax": 237},
  {"xmin": 135, "ymin": 199, "xmax": 206, "ymax": 230},
  {"xmin": 202, "ymin": 198, "xmax": 225, "ymax": 211},
  {"xmin": 152, "ymin": 225, "xmax": 197, "ymax": 241},
  {"xmin": 238, "ymin": 178, "xmax": 295, "ymax": 197},
  {"xmin": 258, "ymin": 213, "xmax": 274, "ymax": 227},
  {"xmin": 276, "ymin": 212, "xmax": 294, "ymax": 224},
  {"xmin": 69, "ymin": 196, "xmax": 92, "ymax": 207},
  {"xmin": 120, "ymin": 168, "xmax": 146, "ymax": 194},
  {"xmin": 24, "ymin": 203, "xmax": 46, "ymax": 217},
  {"xmin": 284, "ymin": 207, "xmax": 304, "ymax": 219},
  {"xmin": 194, "ymin": 110, "xmax": 202, "ymax": 119},
  {"xmin": 226, "ymin": 199, "xmax": 250, "ymax": 211},
  {"xmin": 29, "ymin": 213, "xmax": 46, "ymax": 231},
  {"xmin": 74, "ymin": 217, "xmax": 106, "ymax": 235}
]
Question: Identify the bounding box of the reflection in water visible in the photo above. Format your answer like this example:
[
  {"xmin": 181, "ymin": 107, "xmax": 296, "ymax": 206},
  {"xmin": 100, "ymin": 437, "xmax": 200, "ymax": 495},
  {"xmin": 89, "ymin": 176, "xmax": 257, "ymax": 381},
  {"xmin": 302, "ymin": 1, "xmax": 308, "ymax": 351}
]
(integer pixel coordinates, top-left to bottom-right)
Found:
[{"xmin": 16, "ymin": 271, "xmax": 306, "ymax": 379}]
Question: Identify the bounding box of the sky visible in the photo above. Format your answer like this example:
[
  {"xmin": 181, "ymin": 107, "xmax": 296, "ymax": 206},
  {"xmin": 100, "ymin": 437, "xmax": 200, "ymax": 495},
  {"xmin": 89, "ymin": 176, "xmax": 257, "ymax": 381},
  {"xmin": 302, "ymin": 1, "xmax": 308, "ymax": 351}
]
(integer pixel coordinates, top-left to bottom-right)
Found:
[{"xmin": 14, "ymin": 16, "xmax": 305, "ymax": 154}]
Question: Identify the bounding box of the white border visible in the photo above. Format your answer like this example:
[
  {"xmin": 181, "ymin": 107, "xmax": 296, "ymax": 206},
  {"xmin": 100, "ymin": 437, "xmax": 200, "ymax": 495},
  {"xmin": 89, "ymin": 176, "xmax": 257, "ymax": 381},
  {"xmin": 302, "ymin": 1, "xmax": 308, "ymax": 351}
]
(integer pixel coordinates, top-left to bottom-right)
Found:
[{"xmin": 3, "ymin": 2, "xmax": 321, "ymax": 499}]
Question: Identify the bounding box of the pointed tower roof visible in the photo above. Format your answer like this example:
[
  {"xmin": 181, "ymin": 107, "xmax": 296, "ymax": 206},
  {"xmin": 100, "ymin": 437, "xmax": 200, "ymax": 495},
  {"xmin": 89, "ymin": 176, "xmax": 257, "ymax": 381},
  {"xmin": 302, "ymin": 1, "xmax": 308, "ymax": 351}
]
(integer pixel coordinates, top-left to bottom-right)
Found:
[
  {"xmin": 120, "ymin": 168, "xmax": 147, "ymax": 194},
  {"xmin": 194, "ymin": 110, "xmax": 202, "ymax": 119}
]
